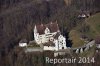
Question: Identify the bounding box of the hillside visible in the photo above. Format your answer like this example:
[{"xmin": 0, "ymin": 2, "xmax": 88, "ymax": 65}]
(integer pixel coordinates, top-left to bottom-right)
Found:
[
  {"xmin": 69, "ymin": 30, "xmax": 85, "ymax": 48},
  {"xmin": 69, "ymin": 13, "xmax": 100, "ymax": 48},
  {"xmin": 85, "ymin": 13, "xmax": 100, "ymax": 38}
]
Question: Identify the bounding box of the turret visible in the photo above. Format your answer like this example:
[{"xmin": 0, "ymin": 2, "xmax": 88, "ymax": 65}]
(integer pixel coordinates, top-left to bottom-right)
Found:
[{"xmin": 34, "ymin": 25, "xmax": 37, "ymax": 33}]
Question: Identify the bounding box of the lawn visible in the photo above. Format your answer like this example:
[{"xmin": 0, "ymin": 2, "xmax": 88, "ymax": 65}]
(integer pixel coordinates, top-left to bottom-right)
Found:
[
  {"xmin": 69, "ymin": 13, "xmax": 100, "ymax": 48},
  {"xmin": 69, "ymin": 30, "xmax": 85, "ymax": 48},
  {"xmin": 85, "ymin": 13, "xmax": 100, "ymax": 38}
]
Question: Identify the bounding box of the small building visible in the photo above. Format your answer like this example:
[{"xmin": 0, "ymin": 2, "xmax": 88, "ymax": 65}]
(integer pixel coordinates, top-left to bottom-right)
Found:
[
  {"xmin": 19, "ymin": 39, "xmax": 28, "ymax": 47},
  {"xmin": 78, "ymin": 14, "xmax": 86, "ymax": 18},
  {"xmin": 78, "ymin": 11, "xmax": 90, "ymax": 18},
  {"xmin": 95, "ymin": 36, "xmax": 100, "ymax": 48}
]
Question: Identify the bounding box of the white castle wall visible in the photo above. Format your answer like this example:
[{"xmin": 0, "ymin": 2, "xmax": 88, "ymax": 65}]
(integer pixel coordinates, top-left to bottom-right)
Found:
[{"xmin": 43, "ymin": 46, "xmax": 55, "ymax": 51}]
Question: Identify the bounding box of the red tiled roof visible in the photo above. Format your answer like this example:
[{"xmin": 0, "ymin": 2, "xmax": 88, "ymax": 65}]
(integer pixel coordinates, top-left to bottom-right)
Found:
[
  {"xmin": 36, "ymin": 22, "xmax": 59, "ymax": 35},
  {"xmin": 36, "ymin": 24, "xmax": 46, "ymax": 34},
  {"xmin": 54, "ymin": 32, "xmax": 60, "ymax": 39}
]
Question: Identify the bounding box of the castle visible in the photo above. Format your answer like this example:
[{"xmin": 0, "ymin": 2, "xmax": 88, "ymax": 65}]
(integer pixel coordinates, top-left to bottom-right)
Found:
[{"xmin": 34, "ymin": 21, "xmax": 67, "ymax": 51}]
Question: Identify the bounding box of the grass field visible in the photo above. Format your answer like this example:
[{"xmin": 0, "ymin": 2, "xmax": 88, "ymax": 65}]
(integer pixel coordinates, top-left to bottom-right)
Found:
[
  {"xmin": 69, "ymin": 13, "xmax": 100, "ymax": 48},
  {"xmin": 69, "ymin": 30, "xmax": 85, "ymax": 48},
  {"xmin": 85, "ymin": 13, "xmax": 100, "ymax": 38}
]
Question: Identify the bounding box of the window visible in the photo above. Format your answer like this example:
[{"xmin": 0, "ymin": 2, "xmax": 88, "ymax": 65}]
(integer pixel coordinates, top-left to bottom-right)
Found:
[
  {"xmin": 62, "ymin": 47, "xmax": 64, "ymax": 49},
  {"xmin": 62, "ymin": 40, "xmax": 63, "ymax": 42}
]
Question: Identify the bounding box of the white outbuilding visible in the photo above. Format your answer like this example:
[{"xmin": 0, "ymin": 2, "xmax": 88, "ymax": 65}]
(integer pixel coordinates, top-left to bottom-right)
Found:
[{"xmin": 19, "ymin": 39, "xmax": 28, "ymax": 47}]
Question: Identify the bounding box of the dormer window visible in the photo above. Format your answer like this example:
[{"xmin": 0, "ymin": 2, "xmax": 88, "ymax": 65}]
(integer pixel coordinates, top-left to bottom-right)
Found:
[{"xmin": 45, "ymin": 27, "xmax": 50, "ymax": 34}]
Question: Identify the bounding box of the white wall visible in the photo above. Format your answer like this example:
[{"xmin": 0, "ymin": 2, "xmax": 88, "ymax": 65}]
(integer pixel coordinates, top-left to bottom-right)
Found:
[
  {"xmin": 58, "ymin": 35, "xmax": 67, "ymax": 49},
  {"xmin": 54, "ymin": 39, "xmax": 59, "ymax": 51},
  {"xmin": 96, "ymin": 44, "xmax": 100, "ymax": 48},
  {"xmin": 34, "ymin": 25, "xmax": 58, "ymax": 44},
  {"xmin": 19, "ymin": 43, "xmax": 27, "ymax": 47},
  {"xmin": 43, "ymin": 46, "xmax": 55, "ymax": 51},
  {"xmin": 35, "ymin": 32, "xmax": 57, "ymax": 44}
]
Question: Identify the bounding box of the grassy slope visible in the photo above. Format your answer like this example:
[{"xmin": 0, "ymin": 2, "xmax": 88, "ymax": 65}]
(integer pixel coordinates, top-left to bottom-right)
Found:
[
  {"xmin": 69, "ymin": 30, "xmax": 85, "ymax": 48},
  {"xmin": 85, "ymin": 13, "xmax": 100, "ymax": 38},
  {"xmin": 69, "ymin": 13, "xmax": 100, "ymax": 48}
]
